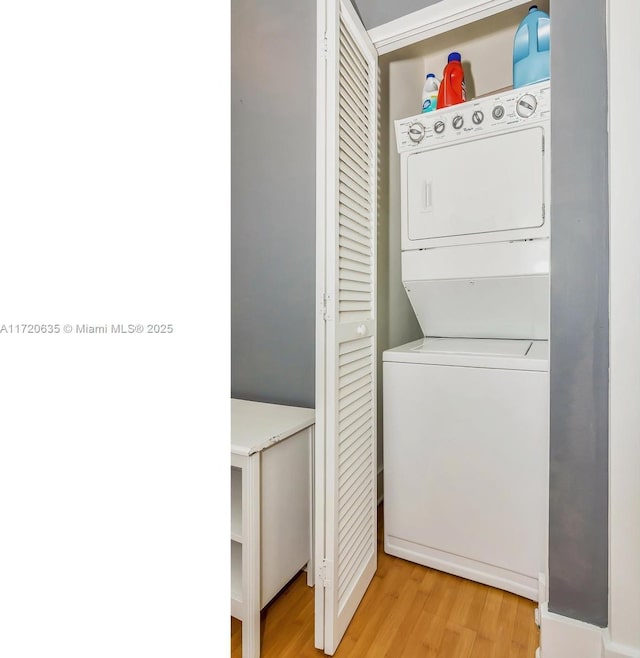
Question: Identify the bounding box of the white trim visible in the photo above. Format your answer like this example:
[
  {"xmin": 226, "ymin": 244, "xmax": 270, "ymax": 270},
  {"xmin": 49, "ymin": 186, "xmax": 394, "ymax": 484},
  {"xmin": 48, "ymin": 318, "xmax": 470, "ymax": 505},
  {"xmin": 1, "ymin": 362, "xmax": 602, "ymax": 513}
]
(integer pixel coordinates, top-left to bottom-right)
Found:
[
  {"xmin": 607, "ymin": 0, "xmax": 640, "ymax": 653},
  {"xmin": 540, "ymin": 605, "xmax": 603, "ymax": 658},
  {"xmin": 368, "ymin": 0, "xmax": 532, "ymax": 54},
  {"xmin": 603, "ymin": 629, "xmax": 640, "ymax": 658},
  {"xmin": 314, "ymin": 0, "xmax": 329, "ymax": 649},
  {"xmin": 539, "ymin": 612, "xmax": 640, "ymax": 658}
]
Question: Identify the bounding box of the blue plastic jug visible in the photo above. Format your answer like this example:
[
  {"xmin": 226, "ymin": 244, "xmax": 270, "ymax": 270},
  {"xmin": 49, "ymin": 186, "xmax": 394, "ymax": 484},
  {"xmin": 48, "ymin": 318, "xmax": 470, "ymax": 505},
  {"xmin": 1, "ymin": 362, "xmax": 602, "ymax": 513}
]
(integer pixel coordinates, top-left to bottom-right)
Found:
[{"xmin": 513, "ymin": 5, "xmax": 550, "ymax": 89}]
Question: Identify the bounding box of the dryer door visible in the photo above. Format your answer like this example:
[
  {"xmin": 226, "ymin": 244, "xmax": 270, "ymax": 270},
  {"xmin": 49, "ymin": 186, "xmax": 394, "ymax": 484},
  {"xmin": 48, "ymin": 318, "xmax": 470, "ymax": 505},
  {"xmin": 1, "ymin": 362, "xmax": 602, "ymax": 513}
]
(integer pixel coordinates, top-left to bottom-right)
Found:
[{"xmin": 405, "ymin": 126, "xmax": 545, "ymax": 246}]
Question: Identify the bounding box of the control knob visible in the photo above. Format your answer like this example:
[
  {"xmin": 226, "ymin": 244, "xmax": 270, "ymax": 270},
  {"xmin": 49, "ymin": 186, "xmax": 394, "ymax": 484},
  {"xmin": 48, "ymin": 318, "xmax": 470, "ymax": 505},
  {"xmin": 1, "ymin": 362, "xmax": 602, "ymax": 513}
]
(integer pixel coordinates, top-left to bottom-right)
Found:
[
  {"xmin": 452, "ymin": 115, "xmax": 464, "ymax": 130},
  {"xmin": 472, "ymin": 110, "xmax": 484, "ymax": 125},
  {"xmin": 434, "ymin": 120, "xmax": 445, "ymax": 135},
  {"xmin": 492, "ymin": 105, "xmax": 505, "ymax": 120},
  {"xmin": 408, "ymin": 122, "xmax": 425, "ymax": 143},
  {"xmin": 516, "ymin": 93, "xmax": 537, "ymax": 118}
]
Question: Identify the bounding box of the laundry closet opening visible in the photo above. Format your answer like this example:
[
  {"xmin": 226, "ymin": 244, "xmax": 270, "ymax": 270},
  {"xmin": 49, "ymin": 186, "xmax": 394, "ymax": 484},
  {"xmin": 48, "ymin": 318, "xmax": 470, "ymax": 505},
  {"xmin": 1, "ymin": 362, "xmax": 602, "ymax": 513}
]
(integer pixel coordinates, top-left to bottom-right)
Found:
[{"xmin": 375, "ymin": 0, "xmax": 551, "ymax": 601}]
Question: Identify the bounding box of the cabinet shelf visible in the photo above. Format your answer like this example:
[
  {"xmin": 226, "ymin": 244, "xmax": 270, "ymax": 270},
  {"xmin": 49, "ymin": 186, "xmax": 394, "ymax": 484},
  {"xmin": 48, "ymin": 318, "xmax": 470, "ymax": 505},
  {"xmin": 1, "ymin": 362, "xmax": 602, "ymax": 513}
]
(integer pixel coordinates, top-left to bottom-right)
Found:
[
  {"xmin": 231, "ymin": 466, "xmax": 242, "ymax": 541},
  {"xmin": 231, "ymin": 539, "xmax": 243, "ymax": 620}
]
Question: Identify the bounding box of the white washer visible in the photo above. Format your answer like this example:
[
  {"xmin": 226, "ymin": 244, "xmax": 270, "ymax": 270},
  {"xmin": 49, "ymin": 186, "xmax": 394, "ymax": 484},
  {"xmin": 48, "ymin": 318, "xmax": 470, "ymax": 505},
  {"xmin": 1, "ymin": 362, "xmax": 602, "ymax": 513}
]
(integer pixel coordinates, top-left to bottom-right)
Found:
[{"xmin": 383, "ymin": 338, "xmax": 548, "ymax": 600}]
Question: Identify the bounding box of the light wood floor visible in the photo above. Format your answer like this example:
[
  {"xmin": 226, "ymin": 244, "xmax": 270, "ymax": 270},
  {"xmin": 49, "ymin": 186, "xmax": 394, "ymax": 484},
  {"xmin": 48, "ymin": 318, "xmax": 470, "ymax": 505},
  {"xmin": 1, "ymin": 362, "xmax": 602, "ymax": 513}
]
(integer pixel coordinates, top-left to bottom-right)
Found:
[{"xmin": 231, "ymin": 505, "xmax": 540, "ymax": 657}]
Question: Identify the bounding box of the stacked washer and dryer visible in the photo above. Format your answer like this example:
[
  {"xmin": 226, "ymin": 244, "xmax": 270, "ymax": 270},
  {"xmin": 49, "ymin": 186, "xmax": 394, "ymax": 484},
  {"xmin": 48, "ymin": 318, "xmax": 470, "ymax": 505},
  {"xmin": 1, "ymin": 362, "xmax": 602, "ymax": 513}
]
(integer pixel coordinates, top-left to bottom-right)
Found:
[{"xmin": 383, "ymin": 82, "xmax": 550, "ymax": 601}]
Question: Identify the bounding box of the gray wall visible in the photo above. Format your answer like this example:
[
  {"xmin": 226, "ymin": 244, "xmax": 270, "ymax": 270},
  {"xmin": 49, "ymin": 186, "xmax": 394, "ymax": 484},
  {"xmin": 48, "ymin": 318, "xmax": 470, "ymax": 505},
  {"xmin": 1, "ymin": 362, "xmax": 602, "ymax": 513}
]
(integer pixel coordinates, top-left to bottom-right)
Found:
[
  {"xmin": 548, "ymin": 0, "xmax": 609, "ymax": 627},
  {"xmin": 230, "ymin": 0, "xmax": 316, "ymax": 408},
  {"xmin": 231, "ymin": 0, "xmax": 610, "ymax": 627}
]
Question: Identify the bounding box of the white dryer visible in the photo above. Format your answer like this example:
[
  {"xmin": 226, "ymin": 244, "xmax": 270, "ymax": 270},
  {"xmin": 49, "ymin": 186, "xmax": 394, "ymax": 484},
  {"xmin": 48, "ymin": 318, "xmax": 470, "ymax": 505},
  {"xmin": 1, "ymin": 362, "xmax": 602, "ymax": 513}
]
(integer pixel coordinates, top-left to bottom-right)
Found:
[
  {"xmin": 383, "ymin": 82, "xmax": 550, "ymax": 601},
  {"xmin": 395, "ymin": 81, "xmax": 550, "ymax": 251}
]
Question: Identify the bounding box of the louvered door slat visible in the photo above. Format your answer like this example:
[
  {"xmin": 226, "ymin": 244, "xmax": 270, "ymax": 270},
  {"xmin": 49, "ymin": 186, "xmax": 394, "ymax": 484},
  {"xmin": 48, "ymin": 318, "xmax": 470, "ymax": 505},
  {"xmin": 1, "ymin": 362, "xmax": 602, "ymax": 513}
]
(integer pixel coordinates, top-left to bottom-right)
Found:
[
  {"xmin": 338, "ymin": 455, "xmax": 371, "ymax": 508},
  {"xmin": 339, "ymin": 184, "xmax": 370, "ymax": 216},
  {"xmin": 338, "ymin": 336, "xmax": 370, "ymax": 355},
  {"xmin": 339, "ymin": 157, "xmax": 369, "ymax": 196},
  {"xmin": 339, "ymin": 236, "xmax": 371, "ymax": 258},
  {"xmin": 339, "ymin": 246, "xmax": 370, "ymax": 267},
  {"xmin": 338, "ymin": 199, "xmax": 370, "ymax": 231},
  {"xmin": 337, "ymin": 466, "xmax": 370, "ymax": 523},
  {"xmin": 338, "ymin": 342, "xmax": 370, "ymax": 364},
  {"xmin": 340, "ymin": 278, "xmax": 371, "ymax": 294},
  {"xmin": 339, "ymin": 93, "xmax": 368, "ymax": 138},
  {"xmin": 338, "ymin": 379, "xmax": 370, "ymax": 411},
  {"xmin": 339, "ymin": 267, "xmax": 370, "ymax": 284},
  {"xmin": 338, "ymin": 521, "xmax": 372, "ymax": 601},
  {"xmin": 338, "ymin": 360, "xmax": 369, "ymax": 383},
  {"xmin": 338, "ymin": 399, "xmax": 368, "ymax": 437},
  {"xmin": 338, "ymin": 32, "xmax": 368, "ymax": 88},
  {"xmin": 338, "ymin": 507, "xmax": 370, "ymax": 571},
  {"xmin": 338, "ymin": 28, "xmax": 368, "ymax": 82},
  {"xmin": 338, "ymin": 389, "xmax": 369, "ymax": 426},
  {"xmin": 338, "ymin": 464, "xmax": 370, "ymax": 516},
  {"xmin": 338, "ymin": 414, "xmax": 369, "ymax": 455},
  {"xmin": 338, "ymin": 367, "xmax": 370, "ymax": 394},
  {"xmin": 340, "ymin": 71, "xmax": 367, "ymax": 118},
  {"xmin": 339, "ymin": 177, "xmax": 370, "ymax": 212},
  {"xmin": 339, "ymin": 438, "xmax": 370, "ymax": 483},
  {"xmin": 339, "ymin": 93, "xmax": 368, "ymax": 139},
  {"xmin": 340, "ymin": 149, "xmax": 369, "ymax": 188},
  {"xmin": 338, "ymin": 391, "xmax": 370, "ymax": 426},
  {"xmin": 339, "ymin": 168, "xmax": 370, "ymax": 206},
  {"xmin": 339, "ymin": 291, "xmax": 370, "ymax": 304},
  {"xmin": 340, "ymin": 213, "xmax": 370, "ymax": 237},
  {"xmin": 338, "ymin": 495, "xmax": 370, "ymax": 553},
  {"xmin": 339, "ymin": 255, "xmax": 369, "ymax": 275},
  {"xmin": 341, "ymin": 224, "xmax": 371, "ymax": 249},
  {"xmin": 339, "ymin": 195, "xmax": 370, "ymax": 223},
  {"xmin": 339, "ymin": 128, "xmax": 370, "ymax": 169}
]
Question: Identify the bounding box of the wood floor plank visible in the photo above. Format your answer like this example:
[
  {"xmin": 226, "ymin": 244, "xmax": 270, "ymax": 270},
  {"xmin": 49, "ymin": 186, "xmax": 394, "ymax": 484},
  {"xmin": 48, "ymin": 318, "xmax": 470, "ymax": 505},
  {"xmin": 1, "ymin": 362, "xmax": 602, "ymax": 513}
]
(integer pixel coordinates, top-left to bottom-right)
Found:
[
  {"xmin": 438, "ymin": 625, "xmax": 476, "ymax": 658},
  {"xmin": 512, "ymin": 597, "xmax": 540, "ymax": 657},
  {"xmin": 469, "ymin": 633, "xmax": 496, "ymax": 658},
  {"xmin": 362, "ymin": 565, "xmax": 426, "ymax": 657},
  {"xmin": 398, "ymin": 604, "xmax": 442, "ymax": 658},
  {"xmin": 493, "ymin": 592, "xmax": 519, "ymax": 658},
  {"xmin": 462, "ymin": 581, "xmax": 489, "ymax": 632},
  {"xmin": 447, "ymin": 576, "xmax": 480, "ymax": 626},
  {"xmin": 336, "ymin": 558, "xmax": 412, "ymax": 657},
  {"xmin": 379, "ymin": 568, "xmax": 434, "ymax": 657},
  {"xmin": 476, "ymin": 586, "xmax": 504, "ymax": 642}
]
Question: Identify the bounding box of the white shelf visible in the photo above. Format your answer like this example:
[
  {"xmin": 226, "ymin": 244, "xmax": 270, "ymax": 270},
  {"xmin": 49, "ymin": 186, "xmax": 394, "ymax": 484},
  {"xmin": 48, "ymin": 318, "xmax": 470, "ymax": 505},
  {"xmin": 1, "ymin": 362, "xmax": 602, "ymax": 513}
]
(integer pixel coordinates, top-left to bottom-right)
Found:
[
  {"xmin": 231, "ymin": 466, "xmax": 243, "ymax": 542},
  {"xmin": 230, "ymin": 399, "xmax": 315, "ymax": 655}
]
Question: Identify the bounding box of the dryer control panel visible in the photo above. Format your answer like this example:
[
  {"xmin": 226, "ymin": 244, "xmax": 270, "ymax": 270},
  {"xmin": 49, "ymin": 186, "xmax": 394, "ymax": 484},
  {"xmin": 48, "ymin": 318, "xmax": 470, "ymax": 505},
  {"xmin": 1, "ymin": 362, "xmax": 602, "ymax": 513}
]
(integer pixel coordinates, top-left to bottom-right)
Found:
[{"xmin": 395, "ymin": 81, "xmax": 550, "ymax": 154}]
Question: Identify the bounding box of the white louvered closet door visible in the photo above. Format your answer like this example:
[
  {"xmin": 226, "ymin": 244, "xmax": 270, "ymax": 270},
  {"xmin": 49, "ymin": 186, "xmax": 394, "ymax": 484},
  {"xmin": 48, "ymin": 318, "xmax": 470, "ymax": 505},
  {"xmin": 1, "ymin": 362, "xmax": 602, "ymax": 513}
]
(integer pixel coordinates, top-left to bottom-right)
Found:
[{"xmin": 315, "ymin": 0, "xmax": 377, "ymax": 654}]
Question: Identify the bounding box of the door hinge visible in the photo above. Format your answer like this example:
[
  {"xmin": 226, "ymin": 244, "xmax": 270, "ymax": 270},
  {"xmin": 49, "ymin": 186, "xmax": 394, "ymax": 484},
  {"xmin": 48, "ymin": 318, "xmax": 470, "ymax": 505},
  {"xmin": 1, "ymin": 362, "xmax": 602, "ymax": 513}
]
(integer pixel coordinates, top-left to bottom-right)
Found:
[
  {"xmin": 321, "ymin": 33, "xmax": 328, "ymax": 59},
  {"xmin": 321, "ymin": 293, "xmax": 333, "ymax": 321},
  {"xmin": 317, "ymin": 558, "xmax": 331, "ymax": 587},
  {"xmin": 542, "ymin": 134, "xmax": 545, "ymax": 153},
  {"xmin": 542, "ymin": 203, "xmax": 546, "ymax": 220}
]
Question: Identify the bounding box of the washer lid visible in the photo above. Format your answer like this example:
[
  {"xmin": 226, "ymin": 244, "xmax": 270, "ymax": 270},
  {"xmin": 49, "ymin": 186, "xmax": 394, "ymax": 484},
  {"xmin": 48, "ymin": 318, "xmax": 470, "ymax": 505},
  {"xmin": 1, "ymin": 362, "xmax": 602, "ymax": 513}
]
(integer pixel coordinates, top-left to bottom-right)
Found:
[
  {"xmin": 418, "ymin": 337, "xmax": 532, "ymax": 357},
  {"xmin": 383, "ymin": 337, "xmax": 549, "ymax": 371}
]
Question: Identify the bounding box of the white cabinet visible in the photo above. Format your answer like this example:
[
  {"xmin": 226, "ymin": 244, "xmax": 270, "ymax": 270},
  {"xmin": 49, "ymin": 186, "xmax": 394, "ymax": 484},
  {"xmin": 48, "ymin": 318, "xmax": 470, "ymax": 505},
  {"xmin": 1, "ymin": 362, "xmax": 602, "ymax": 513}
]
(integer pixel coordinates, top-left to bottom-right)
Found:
[{"xmin": 230, "ymin": 399, "xmax": 315, "ymax": 658}]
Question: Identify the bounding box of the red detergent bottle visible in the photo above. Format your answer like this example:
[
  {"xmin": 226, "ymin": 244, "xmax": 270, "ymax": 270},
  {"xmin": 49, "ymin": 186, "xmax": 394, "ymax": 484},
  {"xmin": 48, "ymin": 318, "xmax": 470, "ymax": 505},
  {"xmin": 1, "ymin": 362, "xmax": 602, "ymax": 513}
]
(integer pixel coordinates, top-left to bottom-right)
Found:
[{"xmin": 437, "ymin": 52, "xmax": 466, "ymax": 108}]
